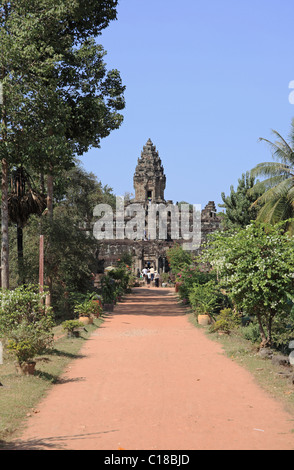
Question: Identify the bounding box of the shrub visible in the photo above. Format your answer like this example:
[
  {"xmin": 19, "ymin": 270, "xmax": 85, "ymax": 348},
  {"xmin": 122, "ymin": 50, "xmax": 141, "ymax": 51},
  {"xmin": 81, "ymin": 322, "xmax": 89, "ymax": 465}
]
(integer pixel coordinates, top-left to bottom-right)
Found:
[
  {"xmin": 189, "ymin": 280, "xmax": 226, "ymax": 318},
  {"xmin": 241, "ymin": 321, "xmax": 262, "ymax": 344},
  {"xmin": 202, "ymin": 221, "xmax": 294, "ymax": 347},
  {"xmin": 74, "ymin": 299, "xmax": 97, "ymax": 318},
  {"xmin": 6, "ymin": 325, "xmax": 53, "ymax": 364},
  {"xmin": 209, "ymin": 308, "xmax": 241, "ymax": 334},
  {"xmin": 166, "ymin": 244, "xmax": 192, "ymax": 274},
  {"xmin": 62, "ymin": 320, "xmax": 84, "ymax": 337},
  {"xmin": 0, "ymin": 285, "xmax": 54, "ymax": 365},
  {"xmin": 177, "ymin": 265, "xmax": 215, "ymax": 302},
  {"xmin": 100, "ymin": 274, "xmax": 117, "ymax": 304}
]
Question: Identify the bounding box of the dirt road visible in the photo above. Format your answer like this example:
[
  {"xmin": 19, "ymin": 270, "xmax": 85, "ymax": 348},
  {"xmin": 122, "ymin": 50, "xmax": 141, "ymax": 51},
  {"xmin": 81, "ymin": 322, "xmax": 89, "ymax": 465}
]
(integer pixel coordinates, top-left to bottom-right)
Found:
[{"xmin": 13, "ymin": 288, "xmax": 294, "ymax": 450}]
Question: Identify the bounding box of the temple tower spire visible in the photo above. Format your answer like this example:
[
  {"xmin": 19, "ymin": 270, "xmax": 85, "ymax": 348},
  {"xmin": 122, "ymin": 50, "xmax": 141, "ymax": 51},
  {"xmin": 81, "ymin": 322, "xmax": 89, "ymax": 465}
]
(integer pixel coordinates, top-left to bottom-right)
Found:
[{"xmin": 133, "ymin": 139, "xmax": 166, "ymax": 204}]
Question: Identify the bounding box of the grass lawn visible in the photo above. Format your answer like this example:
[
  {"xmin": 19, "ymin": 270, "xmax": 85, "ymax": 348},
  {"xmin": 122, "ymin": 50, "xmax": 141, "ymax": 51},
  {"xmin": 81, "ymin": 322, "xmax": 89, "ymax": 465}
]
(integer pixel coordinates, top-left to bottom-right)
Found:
[{"xmin": 0, "ymin": 314, "xmax": 105, "ymax": 446}]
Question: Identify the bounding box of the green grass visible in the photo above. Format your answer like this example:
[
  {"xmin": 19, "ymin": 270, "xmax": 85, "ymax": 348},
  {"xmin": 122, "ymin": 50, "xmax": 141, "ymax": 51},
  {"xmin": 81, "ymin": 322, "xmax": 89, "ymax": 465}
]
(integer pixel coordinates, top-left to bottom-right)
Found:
[
  {"xmin": 0, "ymin": 314, "xmax": 105, "ymax": 446},
  {"xmin": 188, "ymin": 312, "xmax": 294, "ymax": 419}
]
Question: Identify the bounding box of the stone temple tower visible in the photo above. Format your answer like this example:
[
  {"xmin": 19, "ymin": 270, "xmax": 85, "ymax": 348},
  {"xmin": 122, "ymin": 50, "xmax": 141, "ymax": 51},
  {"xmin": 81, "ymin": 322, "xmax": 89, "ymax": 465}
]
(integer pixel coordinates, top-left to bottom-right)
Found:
[{"xmin": 133, "ymin": 139, "xmax": 166, "ymax": 204}]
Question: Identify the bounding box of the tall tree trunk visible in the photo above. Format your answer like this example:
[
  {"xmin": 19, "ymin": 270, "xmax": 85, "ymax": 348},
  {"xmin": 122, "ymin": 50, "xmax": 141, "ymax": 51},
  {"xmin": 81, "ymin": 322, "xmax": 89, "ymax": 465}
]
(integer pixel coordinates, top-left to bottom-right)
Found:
[
  {"xmin": 45, "ymin": 167, "xmax": 54, "ymax": 305},
  {"xmin": 1, "ymin": 157, "xmax": 9, "ymax": 289},
  {"xmin": 256, "ymin": 311, "xmax": 269, "ymax": 348},
  {"xmin": 17, "ymin": 224, "xmax": 24, "ymax": 284},
  {"xmin": 1, "ymin": 3, "xmax": 9, "ymax": 289}
]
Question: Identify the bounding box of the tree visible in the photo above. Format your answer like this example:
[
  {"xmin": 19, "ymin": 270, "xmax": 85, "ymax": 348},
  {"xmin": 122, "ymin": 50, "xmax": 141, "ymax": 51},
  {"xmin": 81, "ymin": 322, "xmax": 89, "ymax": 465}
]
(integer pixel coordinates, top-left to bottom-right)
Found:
[
  {"xmin": 0, "ymin": 1, "xmax": 125, "ymax": 288},
  {"xmin": 8, "ymin": 165, "xmax": 116, "ymax": 316},
  {"xmin": 202, "ymin": 221, "xmax": 294, "ymax": 347},
  {"xmin": 219, "ymin": 172, "xmax": 263, "ymax": 229},
  {"xmin": 8, "ymin": 166, "xmax": 46, "ymax": 283},
  {"xmin": 166, "ymin": 244, "xmax": 192, "ymax": 274},
  {"xmin": 250, "ymin": 123, "xmax": 294, "ymax": 233},
  {"xmin": 54, "ymin": 162, "xmax": 116, "ymax": 227}
]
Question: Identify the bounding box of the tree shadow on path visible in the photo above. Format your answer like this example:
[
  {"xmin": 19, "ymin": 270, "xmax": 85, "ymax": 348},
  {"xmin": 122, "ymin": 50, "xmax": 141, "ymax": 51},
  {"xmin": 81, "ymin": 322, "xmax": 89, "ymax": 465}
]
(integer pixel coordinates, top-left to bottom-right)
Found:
[{"xmin": 112, "ymin": 287, "xmax": 189, "ymax": 317}]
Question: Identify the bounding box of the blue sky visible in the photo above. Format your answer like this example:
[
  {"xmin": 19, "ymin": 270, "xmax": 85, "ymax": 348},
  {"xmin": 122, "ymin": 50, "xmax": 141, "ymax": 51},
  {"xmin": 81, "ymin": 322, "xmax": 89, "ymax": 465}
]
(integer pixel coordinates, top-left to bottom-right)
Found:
[{"xmin": 80, "ymin": 0, "xmax": 294, "ymax": 210}]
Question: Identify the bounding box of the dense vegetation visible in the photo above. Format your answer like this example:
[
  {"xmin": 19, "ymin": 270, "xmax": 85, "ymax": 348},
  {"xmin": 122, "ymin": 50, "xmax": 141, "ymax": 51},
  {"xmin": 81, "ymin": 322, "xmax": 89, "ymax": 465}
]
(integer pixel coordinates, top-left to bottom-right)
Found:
[
  {"xmin": 167, "ymin": 119, "xmax": 294, "ymax": 354},
  {"xmin": 0, "ymin": 1, "xmax": 129, "ymax": 369},
  {"xmin": 1, "ymin": 2, "xmax": 294, "ymax": 439}
]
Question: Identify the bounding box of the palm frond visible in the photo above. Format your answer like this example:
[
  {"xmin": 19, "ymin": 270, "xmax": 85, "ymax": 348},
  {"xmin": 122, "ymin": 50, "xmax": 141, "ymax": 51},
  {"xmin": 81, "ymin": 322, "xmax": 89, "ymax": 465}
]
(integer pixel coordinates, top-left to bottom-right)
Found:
[
  {"xmin": 256, "ymin": 195, "xmax": 293, "ymax": 225},
  {"xmin": 250, "ymin": 161, "xmax": 293, "ymax": 179},
  {"xmin": 251, "ymin": 178, "xmax": 294, "ymax": 207},
  {"xmin": 270, "ymin": 129, "xmax": 294, "ymax": 159},
  {"xmin": 286, "ymin": 185, "xmax": 294, "ymax": 208},
  {"xmin": 259, "ymin": 129, "xmax": 294, "ymax": 165},
  {"xmin": 248, "ymin": 175, "xmax": 291, "ymax": 199},
  {"xmin": 8, "ymin": 188, "xmax": 46, "ymax": 227}
]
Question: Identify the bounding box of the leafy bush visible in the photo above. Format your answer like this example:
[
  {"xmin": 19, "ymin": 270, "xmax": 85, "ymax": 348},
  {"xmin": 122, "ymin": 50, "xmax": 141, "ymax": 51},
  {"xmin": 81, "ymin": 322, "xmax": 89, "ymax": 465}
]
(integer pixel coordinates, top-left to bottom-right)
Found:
[
  {"xmin": 7, "ymin": 325, "xmax": 53, "ymax": 364},
  {"xmin": 189, "ymin": 280, "xmax": 225, "ymax": 318},
  {"xmin": 209, "ymin": 308, "xmax": 241, "ymax": 334},
  {"xmin": 241, "ymin": 321, "xmax": 262, "ymax": 344},
  {"xmin": 100, "ymin": 274, "xmax": 117, "ymax": 304},
  {"xmin": 74, "ymin": 299, "xmax": 98, "ymax": 318},
  {"xmin": 202, "ymin": 222, "xmax": 294, "ymax": 347},
  {"xmin": 62, "ymin": 320, "xmax": 84, "ymax": 336},
  {"xmin": 177, "ymin": 264, "xmax": 215, "ymax": 302},
  {"xmin": 166, "ymin": 244, "xmax": 193, "ymax": 274},
  {"xmin": 269, "ymin": 310, "xmax": 294, "ymax": 353},
  {"xmin": 0, "ymin": 285, "xmax": 54, "ymax": 365},
  {"xmin": 108, "ymin": 265, "xmax": 132, "ymax": 292}
]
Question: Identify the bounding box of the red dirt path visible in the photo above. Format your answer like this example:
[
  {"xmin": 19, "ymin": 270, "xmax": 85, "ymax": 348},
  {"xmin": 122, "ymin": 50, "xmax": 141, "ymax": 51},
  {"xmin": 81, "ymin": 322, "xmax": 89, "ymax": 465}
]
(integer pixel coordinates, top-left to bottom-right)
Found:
[{"xmin": 14, "ymin": 288, "xmax": 294, "ymax": 450}]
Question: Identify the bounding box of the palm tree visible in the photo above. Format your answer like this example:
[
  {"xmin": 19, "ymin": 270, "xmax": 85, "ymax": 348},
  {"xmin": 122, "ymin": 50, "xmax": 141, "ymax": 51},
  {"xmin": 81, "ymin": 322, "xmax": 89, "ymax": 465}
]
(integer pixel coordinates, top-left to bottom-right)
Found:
[
  {"xmin": 8, "ymin": 166, "xmax": 46, "ymax": 282},
  {"xmin": 250, "ymin": 124, "xmax": 294, "ymax": 233}
]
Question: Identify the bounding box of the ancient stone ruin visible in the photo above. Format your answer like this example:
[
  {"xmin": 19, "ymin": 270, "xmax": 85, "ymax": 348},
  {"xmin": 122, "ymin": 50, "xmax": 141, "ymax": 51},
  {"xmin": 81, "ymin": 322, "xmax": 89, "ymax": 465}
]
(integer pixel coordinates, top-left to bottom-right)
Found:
[{"xmin": 95, "ymin": 139, "xmax": 221, "ymax": 275}]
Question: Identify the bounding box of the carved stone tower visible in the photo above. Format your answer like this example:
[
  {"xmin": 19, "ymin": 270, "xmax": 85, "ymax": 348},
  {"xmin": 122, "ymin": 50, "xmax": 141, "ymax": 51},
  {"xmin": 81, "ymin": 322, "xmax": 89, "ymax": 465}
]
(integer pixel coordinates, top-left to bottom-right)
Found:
[{"xmin": 133, "ymin": 139, "xmax": 166, "ymax": 204}]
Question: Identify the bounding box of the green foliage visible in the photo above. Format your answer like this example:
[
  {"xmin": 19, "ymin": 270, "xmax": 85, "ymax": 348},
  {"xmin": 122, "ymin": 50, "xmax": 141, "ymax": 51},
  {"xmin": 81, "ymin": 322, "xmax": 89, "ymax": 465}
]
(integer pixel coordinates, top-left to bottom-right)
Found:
[
  {"xmin": 166, "ymin": 244, "xmax": 193, "ymax": 274},
  {"xmin": 0, "ymin": 284, "xmax": 53, "ymax": 331},
  {"xmin": 269, "ymin": 309, "xmax": 294, "ymax": 353},
  {"xmin": 74, "ymin": 299, "xmax": 97, "ymax": 318},
  {"xmin": 219, "ymin": 172, "xmax": 263, "ymax": 229},
  {"xmin": 100, "ymin": 262, "xmax": 133, "ymax": 304},
  {"xmin": 188, "ymin": 280, "xmax": 225, "ymax": 318},
  {"xmin": 0, "ymin": 0, "xmax": 125, "ymax": 289},
  {"xmin": 9, "ymin": 206, "xmax": 100, "ymax": 318},
  {"xmin": 176, "ymin": 264, "xmax": 215, "ymax": 303},
  {"xmin": 250, "ymin": 123, "xmax": 294, "ymax": 234},
  {"xmin": 100, "ymin": 275, "xmax": 117, "ymax": 304},
  {"xmin": 54, "ymin": 162, "xmax": 117, "ymax": 223},
  {"xmin": 108, "ymin": 265, "xmax": 131, "ymax": 291},
  {"xmin": 62, "ymin": 320, "xmax": 84, "ymax": 334},
  {"xmin": 209, "ymin": 308, "xmax": 241, "ymax": 334},
  {"xmin": 0, "ymin": 1, "xmax": 125, "ymax": 169},
  {"xmin": 202, "ymin": 221, "xmax": 294, "ymax": 346},
  {"xmin": 0, "ymin": 284, "xmax": 54, "ymax": 365},
  {"xmin": 117, "ymin": 252, "xmax": 133, "ymax": 268},
  {"xmin": 160, "ymin": 272, "xmax": 170, "ymax": 284},
  {"xmin": 241, "ymin": 321, "xmax": 262, "ymax": 344}
]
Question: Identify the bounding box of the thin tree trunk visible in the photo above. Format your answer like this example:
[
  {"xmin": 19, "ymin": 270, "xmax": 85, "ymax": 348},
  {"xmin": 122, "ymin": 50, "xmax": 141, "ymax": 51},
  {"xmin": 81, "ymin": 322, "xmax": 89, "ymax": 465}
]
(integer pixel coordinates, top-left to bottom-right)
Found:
[
  {"xmin": 1, "ymin": 3, "xmax": 9, "ymax": 289},
  {"xmin": 17, "ymin": 224, "xmax": 24, "ymax": 284},
  {"xmin": 1, "ymin": 157, "xmax": 9, "ymax": 289},
  {"xmin": 256, "ymin": 311, "xmax": 269, "ymax": 348},
  {"xmin": 45, "ymin": 167, "xmax": 54, "ymax": 305}
]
